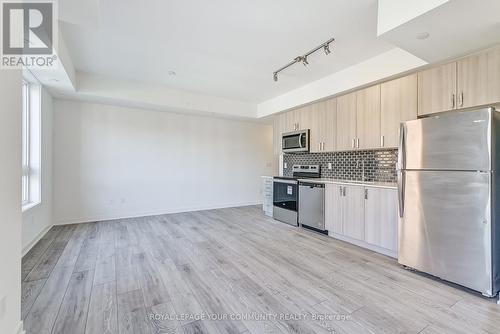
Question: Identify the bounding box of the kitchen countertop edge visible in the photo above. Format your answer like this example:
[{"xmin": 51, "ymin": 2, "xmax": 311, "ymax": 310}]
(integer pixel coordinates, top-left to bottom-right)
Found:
[{"xmin": 297, "ymin": 178, "xmax": 397, "ymax": 189}]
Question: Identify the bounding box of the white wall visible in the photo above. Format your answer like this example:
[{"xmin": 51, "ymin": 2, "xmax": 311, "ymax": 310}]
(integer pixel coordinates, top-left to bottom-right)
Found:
[
  {"xmin": 0, "ymin": 71, "xmax": 23, "ymax": 334},
  {"xmin": 377, "ymin": 0, "xmax": 449, "ymax": 36},
  {"xmin": 22, "ymin": 88, "xmax": 54, "ymax": 253},
  {"xmin": 53, "ymin": 100, "xmax": 274, "ymax": 224}
]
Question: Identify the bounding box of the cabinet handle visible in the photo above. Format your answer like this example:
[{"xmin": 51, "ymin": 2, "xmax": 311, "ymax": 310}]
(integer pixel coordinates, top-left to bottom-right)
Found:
[
  {"xmin": 343, "ymin": 187, "xmax": 346, "ymax": 197},
  {"xmin": 380, "ymin": 135, "xmax": 384, "ymax": 147},
  {"xmin": 451, "ymin": 93, "xmax": 455, "ymax": 109},
  {"xmin": 352, "ymin": 138, "xmax": 355, "ymax": 149},
  {"xmin": 356, "ymin": 138, "xmax": 360, "ymax": 148},
  {"xmin": 322, "ymin": 142, "xmax": 325, "ymax": 151},
  {"xmin": 364, "ymin": 189, "xmax": 368, "ymax": 200},
  {"xmin": 339, "ymin": 186, "xmax": 343, "ymax": 196}
]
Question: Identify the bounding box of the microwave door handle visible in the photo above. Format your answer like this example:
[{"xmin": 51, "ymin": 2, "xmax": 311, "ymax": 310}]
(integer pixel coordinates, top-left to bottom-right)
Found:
[{"xmin": 298, "ymin": 133, "xmax": 304, "ymax": 148}]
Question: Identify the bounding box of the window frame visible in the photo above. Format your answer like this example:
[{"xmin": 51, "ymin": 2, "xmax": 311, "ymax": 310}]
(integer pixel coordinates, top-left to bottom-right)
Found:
[{"xmin": 21, "ymin": 76, "xmax": 42, "ymax": 212}]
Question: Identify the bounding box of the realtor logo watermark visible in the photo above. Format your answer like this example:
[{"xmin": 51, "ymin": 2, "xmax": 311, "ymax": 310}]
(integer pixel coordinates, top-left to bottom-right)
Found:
[{"xmin": 1, "ymin": 0, "xmax": 58, "ymax": 68}]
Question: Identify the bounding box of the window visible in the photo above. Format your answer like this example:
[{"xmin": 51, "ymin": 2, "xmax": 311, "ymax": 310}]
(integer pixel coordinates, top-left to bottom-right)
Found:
[{"xmin": 21, "ymin": 79, "xmax": 41, "ymax": 211}]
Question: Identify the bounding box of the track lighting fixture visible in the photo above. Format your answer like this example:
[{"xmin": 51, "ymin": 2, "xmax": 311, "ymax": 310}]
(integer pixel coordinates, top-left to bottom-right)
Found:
[{"xmin": 272, "ymin": 37, "xmax": 335, "ymax": 82}]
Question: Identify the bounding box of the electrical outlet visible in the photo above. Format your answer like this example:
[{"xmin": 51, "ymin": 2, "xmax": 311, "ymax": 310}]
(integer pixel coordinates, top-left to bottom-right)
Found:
[
  {"xmin": 328, "ymin": 162, "xmax": 332, "ymax": 170},
  {"xmin": 284, "ymin": 162, "xmax": 288, "ymax": 169}
]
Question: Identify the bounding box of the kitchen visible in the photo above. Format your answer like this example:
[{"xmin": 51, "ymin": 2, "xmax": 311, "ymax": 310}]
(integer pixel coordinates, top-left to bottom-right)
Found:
[{"xmin": 264, "ymin": 44, "xmax": 500, "ymax": 299}]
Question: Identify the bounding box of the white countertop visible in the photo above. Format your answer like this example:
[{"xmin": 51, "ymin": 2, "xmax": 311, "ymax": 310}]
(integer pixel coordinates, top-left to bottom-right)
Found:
[{"xmin": 297, "ymin": 178, "xmax": 397, "ymax": 189}]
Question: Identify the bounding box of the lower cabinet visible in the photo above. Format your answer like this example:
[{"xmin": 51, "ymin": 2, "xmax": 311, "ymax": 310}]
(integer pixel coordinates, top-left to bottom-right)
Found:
[
  {"xmin": 325, "ymin": 183, "xmax": 398, "ymax": 257},
  {"xmin": 342, "ymin": 185, "xmax": 365, "ymax": 241},
  {"xmin": 364, "ymin": 187, "xmax": 398, "ymax": 253}
]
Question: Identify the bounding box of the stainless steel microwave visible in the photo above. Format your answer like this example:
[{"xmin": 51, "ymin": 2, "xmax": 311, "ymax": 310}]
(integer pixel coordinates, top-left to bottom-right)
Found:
[{"xmin": 282, "ymin": 130, "xmax": 309, "ymax": 153}]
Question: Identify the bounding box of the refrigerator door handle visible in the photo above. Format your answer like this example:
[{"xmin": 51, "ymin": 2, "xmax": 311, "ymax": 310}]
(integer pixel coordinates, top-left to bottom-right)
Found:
[
  {"xmin": 397, "ymin": 123, "xmax": 406, "ymax": 170},
  {"xmin": 397, "ymin": 123, "xmax": 406, "ymax": 218},
  {"xmin": 397, "ymin": 170, "xmax": 405, "ymax": 218}
]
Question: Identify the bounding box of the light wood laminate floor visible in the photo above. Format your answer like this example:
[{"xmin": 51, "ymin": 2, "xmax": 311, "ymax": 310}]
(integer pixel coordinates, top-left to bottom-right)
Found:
[{"xmin": 22, "ymin": 206, "xmax": 500, "ymax": 334}]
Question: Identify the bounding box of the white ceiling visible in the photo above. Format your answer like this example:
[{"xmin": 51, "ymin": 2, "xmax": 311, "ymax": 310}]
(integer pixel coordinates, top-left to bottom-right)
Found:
[{"xmin": 60, "ymin": 0, "xmax": 394, "ymax": 103}]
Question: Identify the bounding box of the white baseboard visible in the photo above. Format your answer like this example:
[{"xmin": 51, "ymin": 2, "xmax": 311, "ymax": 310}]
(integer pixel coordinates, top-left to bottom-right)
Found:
[
  {"xmin": 54, "ymin": 202, "xmax": 262, "ymax": 225},
  {"xmin": 22, "ymin": 224, "xmax": 52, "ymax": 256},
  {"xmin": 331, "ymin": 232, "xmax": 398, "ymax": 259}
]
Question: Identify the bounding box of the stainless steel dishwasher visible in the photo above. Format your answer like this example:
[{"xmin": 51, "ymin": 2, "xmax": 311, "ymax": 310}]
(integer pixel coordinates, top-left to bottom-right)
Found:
[{"xmin": 298, "ymin": 181, "xmax": 326, "ymax": 232}]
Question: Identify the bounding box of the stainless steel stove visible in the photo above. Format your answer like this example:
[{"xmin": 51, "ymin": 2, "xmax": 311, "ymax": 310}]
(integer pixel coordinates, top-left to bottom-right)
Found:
[{"xmin": 273, "ymin": 165, "xmax": 320, "ymax": 226}]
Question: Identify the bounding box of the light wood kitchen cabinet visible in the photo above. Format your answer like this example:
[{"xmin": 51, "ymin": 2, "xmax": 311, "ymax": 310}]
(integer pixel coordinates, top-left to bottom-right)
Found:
[
  {"xmin": 325, "ymin": 184, "xmax": 343, "ymax": 234},
  {"xmin": 457, "ymin": 46, "xmax": 500, "ymax": 108},
  {"xmin": 285, "ymin": 105, "xmax": 312, "ymax": 132},
  {"xmin": 364, "ymin": 187, "xmax": 398, "ymax": 253},
  {"xmin": 272, "ymin": 113, "xmax": 287, "ymax": 155},
  {"xmin": 380, "ymin": 74, "xmax": 418, "ymax": 148},
  {"xmin": 310, "ymin": 98, "xmax": 336, "ymax": 153},
  {"xmin": 356, "ymin": 85, "xmax": 381, "ymax": 149},
  {"xmin": 418, "ymin": 62, "xmax": 457, "ymax": 116},
  {"xmin": 342, "ymin": 185, "xmax": 365, "ymax": 241},
  {"xmin": 336, "ymin": 92, "xmax": 357, "ymax": 151}
]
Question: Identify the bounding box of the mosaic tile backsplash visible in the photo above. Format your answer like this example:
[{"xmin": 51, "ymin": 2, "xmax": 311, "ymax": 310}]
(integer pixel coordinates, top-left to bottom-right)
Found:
[{"xmin": 283, "ymin": 149, "xmax": 398, "ymax": 182}]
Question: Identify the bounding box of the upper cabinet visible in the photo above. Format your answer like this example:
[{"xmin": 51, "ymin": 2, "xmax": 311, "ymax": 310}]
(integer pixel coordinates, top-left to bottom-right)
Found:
[
  {"xmin": 418, "ymin": 62, "xmax": 457, "ymax": 116},
  {"xmin": 356, "ymin": 85, "xmax": 381, "ymax": 150},
  {"xmin": 418, "ymin": 45, "xmax": 500, "ymax": 116},
  {"xmin": 381, "ymin": 74, "xmax": 418, "ymax": 148},
  {"xmin": 336, "ymin": 92, "xmax": 357, "ymax": 151},
  {"xmin": 272, "ymin": 113, "xmax": 287, "ymax": 155},
  {"xmin": 285, "ymin": 105, "xmax": 311, "ymax": 132},
  {"xmin": 310, "ymin": 98, "xmax": 336, "ymax": 153},
  {"xmin": 457, "ymin": 46, "xmax": 500, "ymax": 108}
]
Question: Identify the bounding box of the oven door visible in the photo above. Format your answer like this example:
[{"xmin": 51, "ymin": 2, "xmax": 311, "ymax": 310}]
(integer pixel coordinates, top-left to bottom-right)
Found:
[
  {"xmin": 273, "ymin": 179, "xmax": 298, "ymax": 212},
  {"xmin": 282, "ymin": 130, "xmax": 309, "ymax": 153}
]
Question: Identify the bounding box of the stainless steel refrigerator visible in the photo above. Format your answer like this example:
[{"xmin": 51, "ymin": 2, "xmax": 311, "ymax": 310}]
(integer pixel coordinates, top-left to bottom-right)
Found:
[{"xmin": 397, "ymin": 107, "xmax": 500, "ymax": 297}]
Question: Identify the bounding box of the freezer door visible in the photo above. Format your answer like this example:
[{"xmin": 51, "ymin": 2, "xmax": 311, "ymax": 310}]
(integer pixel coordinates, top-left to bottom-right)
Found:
[
  {"xmin": 398, "ymin": 170, "xmax": 493, "ymax": 296},
  {"xmin": 403, "ymin": 108, "xmax": 492, "ymax": 171}
]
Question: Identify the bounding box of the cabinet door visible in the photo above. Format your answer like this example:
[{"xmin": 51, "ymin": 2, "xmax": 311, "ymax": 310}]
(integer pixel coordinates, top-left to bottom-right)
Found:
[
  {"xmin": 381, "ymin": 74, "xmax": 418, "ymax": 148},
  {"xmin": 273, "ymin": 113, "xmax": 287, "ymax": 155},
  {"xmin": 285, "ymin": 109, "xmax": 298, "ymax": 132},
  {"xmin": 272, "ymin": 115, "xmax": 281, "ymax": 155},
  {"xmin": 364, "ymin": 187, "xmax": 398, "ymax": 252},
  {"xmin": 418, "ymin": 62, "xmax": 457, "ymax": 116},
  {"xmin": 356, "ymin": 85, "xmax": 381, "ymax": 149},
  {"xmin": 325, "ymin": 184, "xmax": 343, "ymax": 235},
  {"xmin": 309, "ymin": 102, "xmax": 324, "ymax": 153},
  {"xmin": 458, "ymin": 47, "xmax": 500, "ymax": 108},
  {"xmin": 336, "ymin": 92, "xmax": 357, "ymax": 151},
  {"xmin": 322, "ymin": 98, "xmax": 337, "ymax": 152},
  {"xmin": 342, "ymin": 185, "xmax": 365, "ymax": 241}
]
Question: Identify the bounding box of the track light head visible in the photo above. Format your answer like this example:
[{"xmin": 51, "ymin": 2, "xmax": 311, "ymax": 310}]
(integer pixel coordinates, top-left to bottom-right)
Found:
[
  {"xmin": 302, "ymin": 56, "xmax": 309, "ymax": 66},
  {"xmin": 273, "ymin": 72, "xmax": 278, "ymax": 82},
  {"xmin": 324, "ymin": 43, "xmax": 331, "ymax": 55}
]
